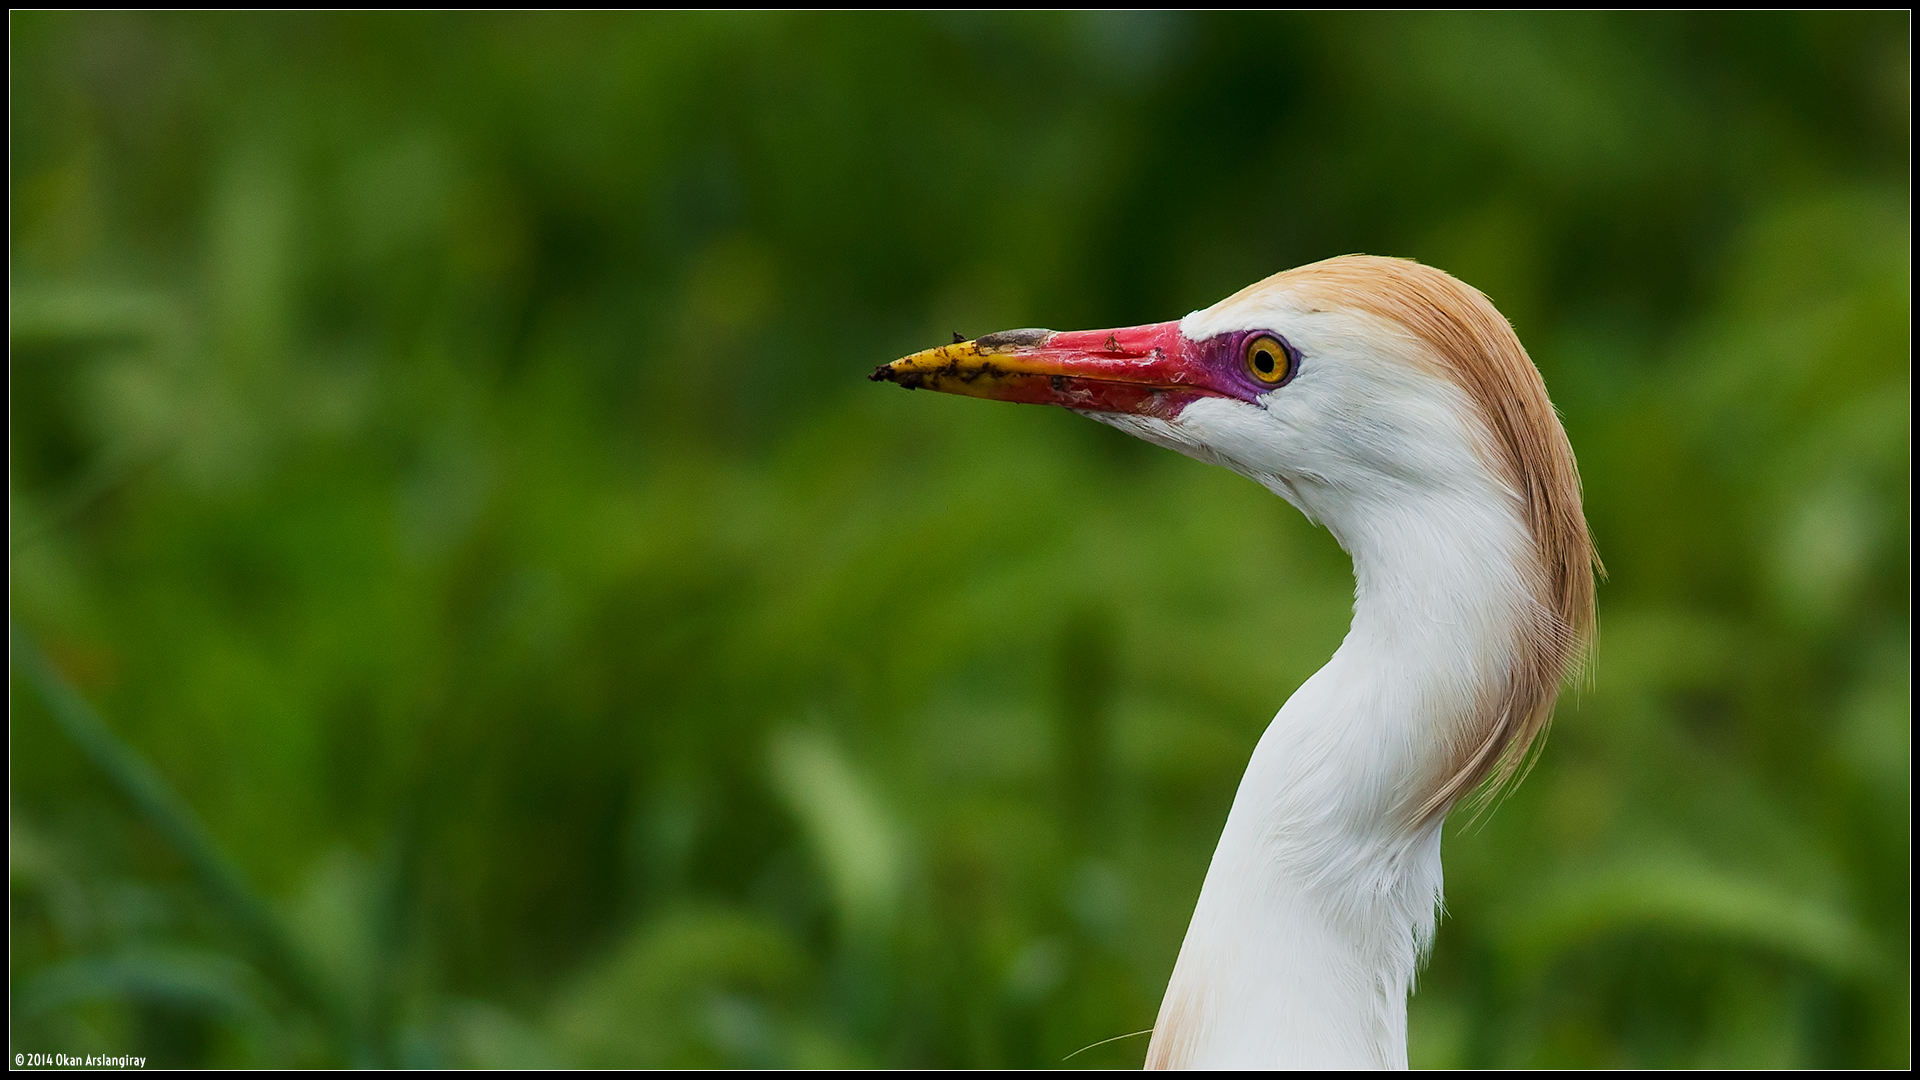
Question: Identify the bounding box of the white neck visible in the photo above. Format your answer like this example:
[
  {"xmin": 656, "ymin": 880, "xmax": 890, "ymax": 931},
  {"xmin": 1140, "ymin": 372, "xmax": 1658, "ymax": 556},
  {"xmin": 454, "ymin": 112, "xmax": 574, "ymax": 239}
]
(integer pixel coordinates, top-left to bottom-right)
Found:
[{"xmin": 1145, "ymin": 477, "xmax": 1533, "ymax": 1070}]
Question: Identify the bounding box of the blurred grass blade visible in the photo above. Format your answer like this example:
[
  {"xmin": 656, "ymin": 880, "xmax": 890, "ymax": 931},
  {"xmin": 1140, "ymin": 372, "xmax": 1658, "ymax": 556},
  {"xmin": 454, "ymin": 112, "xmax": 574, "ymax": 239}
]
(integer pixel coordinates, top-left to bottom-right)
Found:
[
  {"xmin": 10, "ymin": 446, "xmax": 173, "ymax": 557},
  {"xmin": 9, "ymin": 618, "xmax": 367, "ymax": 1063},
  {"xmin": 1506, "ymin": 858, "xmax": 1880, "ymax": 978},
  {"xmin": 767, "ymin": 728, "xmax": 902, "ymax": 937},
  {"xmin": 18, "ymin": 946, "xmax": 283, "ymax": 1061}
]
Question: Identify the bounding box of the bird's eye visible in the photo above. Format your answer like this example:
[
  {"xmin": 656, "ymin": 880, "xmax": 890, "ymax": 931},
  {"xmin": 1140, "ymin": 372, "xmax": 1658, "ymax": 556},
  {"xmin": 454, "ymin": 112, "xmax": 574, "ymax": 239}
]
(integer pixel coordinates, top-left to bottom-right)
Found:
[{"xmin": 1245, "ymin": 334, "xmax": 1294, "ymax": 385}]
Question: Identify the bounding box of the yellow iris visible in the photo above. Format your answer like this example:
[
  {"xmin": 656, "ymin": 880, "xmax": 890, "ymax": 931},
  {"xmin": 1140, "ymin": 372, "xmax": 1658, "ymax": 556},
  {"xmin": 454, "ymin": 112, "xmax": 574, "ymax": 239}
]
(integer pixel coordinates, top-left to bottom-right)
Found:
[{"xmin": 1245, "ymin": 335, "xmax": 1291, "ymax": 384}]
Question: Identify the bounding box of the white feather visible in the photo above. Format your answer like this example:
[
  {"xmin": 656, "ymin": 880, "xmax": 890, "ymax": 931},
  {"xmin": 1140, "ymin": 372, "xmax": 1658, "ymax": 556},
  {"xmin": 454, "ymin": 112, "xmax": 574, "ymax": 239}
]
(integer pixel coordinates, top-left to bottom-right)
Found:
[{"xmin": 1086, "ymin": 299, "xmax": 1537, "ymax": 1069}]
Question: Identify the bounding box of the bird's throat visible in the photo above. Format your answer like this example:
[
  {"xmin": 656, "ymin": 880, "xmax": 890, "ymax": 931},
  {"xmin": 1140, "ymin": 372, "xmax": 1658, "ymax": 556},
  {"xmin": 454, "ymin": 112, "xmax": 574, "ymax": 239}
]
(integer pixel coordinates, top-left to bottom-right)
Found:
[{"xmin": 1146, "ymin": 484, "xmax": 1535, "ymax": 1070}]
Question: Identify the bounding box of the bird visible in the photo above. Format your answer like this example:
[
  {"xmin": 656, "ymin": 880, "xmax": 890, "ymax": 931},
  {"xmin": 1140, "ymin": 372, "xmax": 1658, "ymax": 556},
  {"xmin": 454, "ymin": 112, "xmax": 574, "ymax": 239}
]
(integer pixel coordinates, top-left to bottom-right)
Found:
[{"xmin": 871, "ymin": 255, "xmax": 1598, "ymax": 1070}]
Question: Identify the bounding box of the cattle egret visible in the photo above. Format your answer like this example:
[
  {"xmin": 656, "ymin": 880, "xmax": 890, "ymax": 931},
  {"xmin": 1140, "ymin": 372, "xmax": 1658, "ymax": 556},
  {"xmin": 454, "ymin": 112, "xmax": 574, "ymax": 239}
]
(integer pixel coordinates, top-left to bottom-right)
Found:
[{"xmin": 872, "ymin": 256, "xmax": 1598, "ymax": 1070}]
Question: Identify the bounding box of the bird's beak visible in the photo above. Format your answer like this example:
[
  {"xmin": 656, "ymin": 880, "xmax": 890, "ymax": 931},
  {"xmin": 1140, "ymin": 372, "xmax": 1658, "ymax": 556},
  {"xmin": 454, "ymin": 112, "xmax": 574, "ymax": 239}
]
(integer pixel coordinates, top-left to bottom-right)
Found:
[{"xmin": 869, "ymin": 320, "xmax": 1210, "ymax": 419}]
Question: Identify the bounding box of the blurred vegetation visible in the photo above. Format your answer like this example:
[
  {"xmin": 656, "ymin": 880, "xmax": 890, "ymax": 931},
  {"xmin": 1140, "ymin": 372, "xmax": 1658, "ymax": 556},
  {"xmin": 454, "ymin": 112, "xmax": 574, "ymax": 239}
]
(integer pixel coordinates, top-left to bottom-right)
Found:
[{"xmin": 9, "ymin": 11, "xmax": 1908, "ymax": 1069}]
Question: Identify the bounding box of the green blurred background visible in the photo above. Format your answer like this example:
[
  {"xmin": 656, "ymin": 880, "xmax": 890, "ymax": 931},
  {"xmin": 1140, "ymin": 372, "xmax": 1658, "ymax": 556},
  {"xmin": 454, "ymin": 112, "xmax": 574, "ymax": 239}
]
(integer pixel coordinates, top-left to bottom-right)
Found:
[{"xmin": 9, "ymin": 12, "xmax": 1909, "ymax": 1069}]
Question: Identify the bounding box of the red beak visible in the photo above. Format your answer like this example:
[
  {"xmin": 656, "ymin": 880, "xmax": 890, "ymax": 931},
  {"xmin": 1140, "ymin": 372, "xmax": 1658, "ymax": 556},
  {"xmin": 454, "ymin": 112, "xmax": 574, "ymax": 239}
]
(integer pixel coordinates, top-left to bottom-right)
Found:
[{"xmin": 870, "ymin": 320, "xmax": 1217, "ymax": 420}]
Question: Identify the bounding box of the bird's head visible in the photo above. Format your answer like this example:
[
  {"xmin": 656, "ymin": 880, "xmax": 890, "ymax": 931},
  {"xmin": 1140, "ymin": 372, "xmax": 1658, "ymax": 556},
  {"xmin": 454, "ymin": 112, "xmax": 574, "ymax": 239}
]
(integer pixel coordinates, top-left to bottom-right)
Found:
[{"xmin": 874, "ymin": 254, "xmax": 1598, "ymax": 814}]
